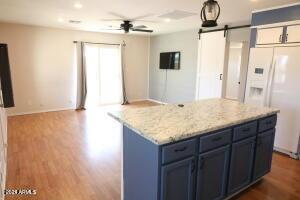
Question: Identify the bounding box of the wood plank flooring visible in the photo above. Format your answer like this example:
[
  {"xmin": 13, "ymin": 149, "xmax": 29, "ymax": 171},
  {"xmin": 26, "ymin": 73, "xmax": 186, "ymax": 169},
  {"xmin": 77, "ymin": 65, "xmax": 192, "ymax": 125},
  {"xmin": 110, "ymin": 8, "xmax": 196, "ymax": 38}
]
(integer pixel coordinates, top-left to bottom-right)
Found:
[{"xmin": 6, "ymin": 101, "xmax": 300, "ymax": 200}]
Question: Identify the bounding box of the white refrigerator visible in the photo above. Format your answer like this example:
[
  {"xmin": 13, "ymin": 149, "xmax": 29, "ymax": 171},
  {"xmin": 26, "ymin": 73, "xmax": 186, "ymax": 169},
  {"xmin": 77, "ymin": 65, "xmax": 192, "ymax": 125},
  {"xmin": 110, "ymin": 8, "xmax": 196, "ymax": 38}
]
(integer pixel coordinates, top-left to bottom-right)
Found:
[{"xmin": 245, "ymin": 46, "xmax": 300, "ymax": 159}]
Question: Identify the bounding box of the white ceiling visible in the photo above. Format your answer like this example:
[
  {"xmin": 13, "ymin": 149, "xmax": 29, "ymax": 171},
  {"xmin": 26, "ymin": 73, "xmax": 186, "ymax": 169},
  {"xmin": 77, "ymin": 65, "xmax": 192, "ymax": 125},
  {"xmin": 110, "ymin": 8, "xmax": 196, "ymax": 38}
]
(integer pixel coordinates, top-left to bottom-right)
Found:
[{"xmin": 0, "ymin": 0, "xmax": 298, "ymax": 35}]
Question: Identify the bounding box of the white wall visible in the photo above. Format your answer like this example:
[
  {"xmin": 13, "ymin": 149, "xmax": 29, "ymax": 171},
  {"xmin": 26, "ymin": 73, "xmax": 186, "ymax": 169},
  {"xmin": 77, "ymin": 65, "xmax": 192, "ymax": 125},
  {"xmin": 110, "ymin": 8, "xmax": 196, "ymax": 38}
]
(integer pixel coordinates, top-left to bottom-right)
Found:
[
  {"xmin": 149, "ymin": 30, "xmax": 198, "ymax": 103},
  {"xmin": 0, "ymin": 23, "xmax": 150, "ymax": 115}
]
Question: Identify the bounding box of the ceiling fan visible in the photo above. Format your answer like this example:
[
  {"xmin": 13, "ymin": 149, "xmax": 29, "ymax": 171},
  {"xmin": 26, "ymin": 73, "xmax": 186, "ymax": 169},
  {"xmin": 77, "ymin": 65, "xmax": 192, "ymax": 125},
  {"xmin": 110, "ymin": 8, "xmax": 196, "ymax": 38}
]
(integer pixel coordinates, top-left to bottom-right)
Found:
[{"xmin": 100, "ymin": 12, "xmax": 154, "ymax": 33}]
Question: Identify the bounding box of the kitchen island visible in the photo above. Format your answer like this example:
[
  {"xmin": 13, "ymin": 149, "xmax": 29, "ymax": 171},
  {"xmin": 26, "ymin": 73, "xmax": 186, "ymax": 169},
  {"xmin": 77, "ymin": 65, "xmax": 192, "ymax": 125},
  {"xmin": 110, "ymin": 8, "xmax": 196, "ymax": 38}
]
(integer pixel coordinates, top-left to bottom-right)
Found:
[{"xmin": 109, "ymin": 98, "xmax": 279, "ymax": 200}]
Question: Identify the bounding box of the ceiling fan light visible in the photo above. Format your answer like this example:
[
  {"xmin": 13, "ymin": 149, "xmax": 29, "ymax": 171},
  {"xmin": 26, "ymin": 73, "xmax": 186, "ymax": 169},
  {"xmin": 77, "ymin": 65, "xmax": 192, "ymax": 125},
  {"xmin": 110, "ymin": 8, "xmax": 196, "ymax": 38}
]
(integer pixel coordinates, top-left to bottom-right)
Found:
[{"xmin": 200, "ymin": 0, "xmax": 220, "ymax": 27}]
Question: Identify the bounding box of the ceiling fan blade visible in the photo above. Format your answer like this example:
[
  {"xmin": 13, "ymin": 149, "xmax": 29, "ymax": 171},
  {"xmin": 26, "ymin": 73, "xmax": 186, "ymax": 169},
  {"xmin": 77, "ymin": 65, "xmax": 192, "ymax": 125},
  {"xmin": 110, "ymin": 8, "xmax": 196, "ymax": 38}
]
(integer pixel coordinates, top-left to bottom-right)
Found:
[
  {"xmin": 100, "ymin": 28, "xmax": 122, "ymax": 31},
  {"xmin": 134, "ymin": 20, "xmax": 160, "ymax": 23},
  {"xmin": 107, "ymin": 12, "xmax": 129, "ymax": 20},
  {"xmin": 131, "ymin": 29, "xmax": 153, "ymax": 33},
  {"xmin": 132, "ymin": 25, "xmax": 147, "ymax": 29},
  {"xmin": 99, "ymin": 19, "xmax": 124, "ymax": 21}
]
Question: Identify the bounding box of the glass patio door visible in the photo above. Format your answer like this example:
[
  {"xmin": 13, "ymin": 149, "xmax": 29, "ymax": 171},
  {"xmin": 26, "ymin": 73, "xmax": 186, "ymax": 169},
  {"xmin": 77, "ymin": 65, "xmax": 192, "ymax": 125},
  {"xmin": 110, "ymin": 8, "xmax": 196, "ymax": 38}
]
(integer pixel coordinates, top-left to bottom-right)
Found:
[{"xmin": 85, "ymin": 44, "xmax": 122, "ymax": 108}]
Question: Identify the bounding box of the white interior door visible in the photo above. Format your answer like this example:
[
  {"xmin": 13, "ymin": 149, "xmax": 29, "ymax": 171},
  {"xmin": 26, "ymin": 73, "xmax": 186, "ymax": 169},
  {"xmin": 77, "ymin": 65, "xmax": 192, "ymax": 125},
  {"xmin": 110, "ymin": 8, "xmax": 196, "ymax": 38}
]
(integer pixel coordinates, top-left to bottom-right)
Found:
[
  {"xmin": 85, "ymin": 44, "xmax": 122, "ymax": 107},
  {"xmin": 225, "ymin": 43, "xmax": 242, "ymax": 100},
  {"xmin": 196, "ymin": 31, "xmax": 226, "ymax": 100},
  {"xmin": 271, "ymin": 47, "xmax": 300, "ymax": 154}
]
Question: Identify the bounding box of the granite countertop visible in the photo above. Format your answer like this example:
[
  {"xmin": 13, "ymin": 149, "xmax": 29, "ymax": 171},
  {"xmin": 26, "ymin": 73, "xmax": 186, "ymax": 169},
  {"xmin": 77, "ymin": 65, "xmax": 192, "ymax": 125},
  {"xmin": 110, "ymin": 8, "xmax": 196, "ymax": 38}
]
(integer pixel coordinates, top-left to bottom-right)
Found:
[{"xmin": 109, "ymin": 98, "xmax": 280, "ymax": 145}]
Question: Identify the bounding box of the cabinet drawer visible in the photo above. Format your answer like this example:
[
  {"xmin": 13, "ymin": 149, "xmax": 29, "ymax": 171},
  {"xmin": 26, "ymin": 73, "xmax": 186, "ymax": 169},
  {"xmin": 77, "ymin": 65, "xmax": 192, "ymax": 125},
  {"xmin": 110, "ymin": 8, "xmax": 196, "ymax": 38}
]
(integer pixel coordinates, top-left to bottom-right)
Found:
[
  {"xmin": 233, "ymin": 121, "xmax": 257, "ymax": 141},
  {"xmin": 199, "ymin": 129, "xmax": 231, "ymax": 153},
  {"xmin": 258, "ymin": 115, "xmax": 277, "ymax": 132},
  {"xmin": 162, "ymin": 138, "xmax": 196, "ymax": 164}
]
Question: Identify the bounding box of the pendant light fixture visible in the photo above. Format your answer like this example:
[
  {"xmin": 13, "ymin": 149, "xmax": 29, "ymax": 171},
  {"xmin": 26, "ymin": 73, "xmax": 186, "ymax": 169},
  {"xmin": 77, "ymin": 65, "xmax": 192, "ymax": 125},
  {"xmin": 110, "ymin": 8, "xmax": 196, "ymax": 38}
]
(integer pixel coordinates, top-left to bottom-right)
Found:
[{"xmin": 200, "ymin": 0, "xmax": 220, "ymax": 27}]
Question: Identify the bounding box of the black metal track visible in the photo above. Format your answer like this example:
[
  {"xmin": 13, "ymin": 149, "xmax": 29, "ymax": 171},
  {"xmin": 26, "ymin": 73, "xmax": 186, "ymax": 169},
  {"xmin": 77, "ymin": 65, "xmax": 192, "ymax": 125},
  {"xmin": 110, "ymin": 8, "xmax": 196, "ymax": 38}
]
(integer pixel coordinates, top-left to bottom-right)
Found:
[{"xmin": 198, "ymin": 24, "xmax": 251, "ymax": 39}]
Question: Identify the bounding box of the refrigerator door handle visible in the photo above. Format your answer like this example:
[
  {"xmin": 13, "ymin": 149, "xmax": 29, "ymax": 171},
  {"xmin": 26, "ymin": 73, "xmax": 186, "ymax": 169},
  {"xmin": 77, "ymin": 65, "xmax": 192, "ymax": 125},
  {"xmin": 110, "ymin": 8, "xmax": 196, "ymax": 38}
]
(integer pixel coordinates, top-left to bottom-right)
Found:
[{"xmin": 265, "ymin": 58, "xmax": 277, "ymax": 107}]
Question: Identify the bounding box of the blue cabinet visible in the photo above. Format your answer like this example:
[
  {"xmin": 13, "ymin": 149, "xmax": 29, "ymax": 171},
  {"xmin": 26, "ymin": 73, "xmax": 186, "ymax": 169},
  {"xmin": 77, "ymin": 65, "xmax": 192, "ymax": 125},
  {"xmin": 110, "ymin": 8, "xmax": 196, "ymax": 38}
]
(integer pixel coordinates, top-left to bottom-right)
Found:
[
  {"xmin": 122, "ymin": 115, "xmax": 277, "ymax": 200},
  {"xmin": 227, "ymin": 137, "xmax": 256, "ymax": 195},
  {"xmin": 196, "ymin": 145, "xmax": 230, "ymax": 200},
  {"xmin": 161, "ymin": 157, "xmax": 196, "ymax": 200},
  {"xmin": 253, "ymin": 129, "xmax": 275, "ymax": 181}
]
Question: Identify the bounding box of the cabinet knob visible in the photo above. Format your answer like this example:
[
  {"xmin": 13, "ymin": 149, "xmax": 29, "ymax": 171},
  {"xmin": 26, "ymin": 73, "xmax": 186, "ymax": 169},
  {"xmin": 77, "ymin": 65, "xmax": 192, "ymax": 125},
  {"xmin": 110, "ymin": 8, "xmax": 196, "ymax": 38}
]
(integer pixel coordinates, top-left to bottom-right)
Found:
[{"xmin": 279, "ymin": 34, "xmax": 283, "ymax": 43}]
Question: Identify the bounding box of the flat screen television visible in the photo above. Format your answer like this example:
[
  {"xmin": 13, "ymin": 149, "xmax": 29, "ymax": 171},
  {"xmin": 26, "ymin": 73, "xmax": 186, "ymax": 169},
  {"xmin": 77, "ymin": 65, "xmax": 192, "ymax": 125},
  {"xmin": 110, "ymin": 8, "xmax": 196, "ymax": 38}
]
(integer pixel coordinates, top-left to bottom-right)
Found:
[{"xmin": 159, "ymin": 52, "xmax": 180, "ymax": 70}]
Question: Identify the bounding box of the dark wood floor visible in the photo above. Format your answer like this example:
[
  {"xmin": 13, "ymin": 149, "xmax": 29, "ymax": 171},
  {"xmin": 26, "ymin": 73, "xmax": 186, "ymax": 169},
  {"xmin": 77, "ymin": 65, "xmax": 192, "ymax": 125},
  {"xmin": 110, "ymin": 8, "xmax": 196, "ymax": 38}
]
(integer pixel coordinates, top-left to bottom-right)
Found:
[{"xmin": 6, "ymin": 101, "xmax": 300, "ymax": 200}]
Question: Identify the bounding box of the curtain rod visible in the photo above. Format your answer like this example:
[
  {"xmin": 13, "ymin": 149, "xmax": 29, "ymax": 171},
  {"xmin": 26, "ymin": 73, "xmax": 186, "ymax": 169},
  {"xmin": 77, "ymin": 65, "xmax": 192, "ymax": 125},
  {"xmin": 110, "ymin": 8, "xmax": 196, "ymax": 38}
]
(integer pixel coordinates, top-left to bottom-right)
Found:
[
  {"xmin": 198, "ymin": 24, "xmax": 251, "ymax": 39},
  {"xmin": 73, "ymin": 41, "xmax": 126, "ymax": 46}
]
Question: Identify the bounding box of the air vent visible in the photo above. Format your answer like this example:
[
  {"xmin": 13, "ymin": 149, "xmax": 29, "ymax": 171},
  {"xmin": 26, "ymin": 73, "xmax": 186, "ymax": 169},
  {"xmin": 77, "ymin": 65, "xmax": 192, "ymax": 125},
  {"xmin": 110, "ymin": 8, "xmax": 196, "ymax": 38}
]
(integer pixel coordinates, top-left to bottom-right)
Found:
[
  {"xmin": 158, "ymin": 10, "xmax": 197, "ymax": 20},
  {"xmin": 69, "ymin": 20, "xmax": 81, "ymax": 24}
]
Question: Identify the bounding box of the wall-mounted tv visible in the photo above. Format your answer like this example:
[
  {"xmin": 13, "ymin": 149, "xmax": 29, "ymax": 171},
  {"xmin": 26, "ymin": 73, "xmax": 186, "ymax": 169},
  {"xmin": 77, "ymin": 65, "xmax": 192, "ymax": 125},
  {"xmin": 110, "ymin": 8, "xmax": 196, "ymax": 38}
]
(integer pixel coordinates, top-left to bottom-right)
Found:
[{"xmin": 159, "ymin": 52, "xmax": 180, "ymax": 70}]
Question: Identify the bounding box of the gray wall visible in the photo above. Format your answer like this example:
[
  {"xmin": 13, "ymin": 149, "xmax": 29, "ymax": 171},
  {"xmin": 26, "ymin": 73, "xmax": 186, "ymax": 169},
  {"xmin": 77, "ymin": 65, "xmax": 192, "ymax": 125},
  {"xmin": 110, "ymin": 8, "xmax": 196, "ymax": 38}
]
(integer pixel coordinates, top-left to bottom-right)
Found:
[
  {"xmin": 149, "ymin": 30, "xmax": 199, "ymax": 103},
  {"xmin": 149, "ymin": 28, "xmax": 251, "ymax": 104}
]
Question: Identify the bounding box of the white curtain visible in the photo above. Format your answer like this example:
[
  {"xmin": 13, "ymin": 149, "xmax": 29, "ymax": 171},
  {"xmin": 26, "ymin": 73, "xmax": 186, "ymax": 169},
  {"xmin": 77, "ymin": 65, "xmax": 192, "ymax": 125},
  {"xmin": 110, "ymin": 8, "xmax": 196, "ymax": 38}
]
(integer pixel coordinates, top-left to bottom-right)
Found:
[{"xmin": 120, "ymin": 43, "xmax": 129, "ymax": 105}]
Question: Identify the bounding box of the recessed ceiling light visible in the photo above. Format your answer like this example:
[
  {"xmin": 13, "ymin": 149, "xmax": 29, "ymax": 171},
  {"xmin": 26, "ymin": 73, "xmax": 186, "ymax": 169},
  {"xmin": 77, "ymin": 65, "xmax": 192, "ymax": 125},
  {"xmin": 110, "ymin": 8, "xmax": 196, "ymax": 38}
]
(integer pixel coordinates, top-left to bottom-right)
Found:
[
  {"xmin": 58, "ymin": 18, "xmax": 64, "ymax": 22},
  {"xmin": 74, "ymin": 2, "xmax": 83, "ymax": 9},
  {"xmin": 164, "ymin": 18, "xmax": 171, "ymax": 22}
]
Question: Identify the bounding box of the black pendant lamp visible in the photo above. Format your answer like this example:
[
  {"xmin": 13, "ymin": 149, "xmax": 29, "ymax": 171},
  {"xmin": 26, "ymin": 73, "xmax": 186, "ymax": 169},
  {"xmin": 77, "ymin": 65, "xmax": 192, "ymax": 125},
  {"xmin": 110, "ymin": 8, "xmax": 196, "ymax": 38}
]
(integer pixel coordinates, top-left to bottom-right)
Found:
[{"xmin": 201, "ymin": 0, "xmax": 220, "ymax": 27}]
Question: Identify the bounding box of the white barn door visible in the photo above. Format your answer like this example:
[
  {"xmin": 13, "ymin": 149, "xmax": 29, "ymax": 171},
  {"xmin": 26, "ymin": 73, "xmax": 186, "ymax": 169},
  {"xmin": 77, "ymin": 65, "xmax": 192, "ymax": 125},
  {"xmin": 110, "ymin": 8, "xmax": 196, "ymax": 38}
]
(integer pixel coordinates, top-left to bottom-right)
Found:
[{"xmin": 196, "ymin": 31, "xmax": 227, "ymax": 100}]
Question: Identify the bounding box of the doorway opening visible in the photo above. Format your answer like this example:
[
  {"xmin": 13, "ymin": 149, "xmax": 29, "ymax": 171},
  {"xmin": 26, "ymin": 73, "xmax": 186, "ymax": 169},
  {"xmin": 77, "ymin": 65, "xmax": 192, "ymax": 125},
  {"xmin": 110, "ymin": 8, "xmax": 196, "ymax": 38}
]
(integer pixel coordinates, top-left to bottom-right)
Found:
[
  {"xmin": 224, "ymin": 42, "xmax": 249, "ymax": 102},
  {"xmin": 85, "ymin": 44, "xmax": 122, "ymax": 108}
]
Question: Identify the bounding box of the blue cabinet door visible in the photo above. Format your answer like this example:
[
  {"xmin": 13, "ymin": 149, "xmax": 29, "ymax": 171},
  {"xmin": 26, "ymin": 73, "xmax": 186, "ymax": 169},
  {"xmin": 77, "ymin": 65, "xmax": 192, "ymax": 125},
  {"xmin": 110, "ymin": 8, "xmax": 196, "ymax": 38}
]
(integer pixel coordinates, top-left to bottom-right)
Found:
[
  {"xmin": 161, "ymin": 157, "xmax": 196, "ymax": 200},
  {"xmin": 196, "ymin": 145, "xmax": 230, "ymax": 200},
  {"xmin": 227, "ymin": 137, "xmax": 256, "ymax": 195},
  {"xmin": 253, "ymin": 129, "xmax": 275, "ymax": 181}
]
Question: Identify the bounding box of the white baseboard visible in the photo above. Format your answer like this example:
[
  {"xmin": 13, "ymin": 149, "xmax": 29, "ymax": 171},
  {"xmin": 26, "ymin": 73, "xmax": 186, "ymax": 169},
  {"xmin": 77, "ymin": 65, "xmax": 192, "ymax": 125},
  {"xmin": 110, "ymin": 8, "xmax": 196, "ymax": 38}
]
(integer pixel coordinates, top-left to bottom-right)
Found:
[
  {"xmin": 8, "ymin": 107, "xmax": 75, "ymax": 116},
  {"xmin": 146, "ymin": 98, "xmax": 167, "ymax": 105},
  {"xmin": 128, "ymin": 99, "xmax": 149, "ymax": 103},
  {"xmin": 274, "ymin": 147, "xmax": 299, "ymax": 160},
  {"xmin": 8, "ymin": 99, "xmax": 167, "ymax": 116},
  {"xmin": 128, "ymin": 98, "xmax": 167, "ymax": 105}
]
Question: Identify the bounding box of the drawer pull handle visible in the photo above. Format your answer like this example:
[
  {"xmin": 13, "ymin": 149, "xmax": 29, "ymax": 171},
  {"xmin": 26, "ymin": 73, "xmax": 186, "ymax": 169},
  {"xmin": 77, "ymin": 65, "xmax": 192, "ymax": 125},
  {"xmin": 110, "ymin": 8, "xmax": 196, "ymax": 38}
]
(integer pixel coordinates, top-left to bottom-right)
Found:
[
  {"xmin": 200, "ymin": 157, "xmax": 205, "ymax": 170},
  {"xmin": 191, "ymin": 160, "xmax": 196, "ymax": 173},
  {"xmin": 243, "ymin": 127, "xmax": 251, "ymax": 132},
  {"xmin": 174, "ymin": 146, "xmax": 187, "ymax": 152},
  {"xmin": 257, "ymin": 138, "xmax": 262, "ymax": 146},
  {"xmin": 212, "ymin": 137, "xmax": 222, "ymax": 142}
]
